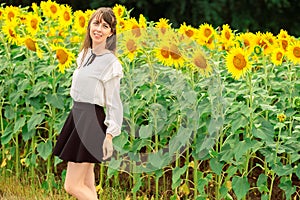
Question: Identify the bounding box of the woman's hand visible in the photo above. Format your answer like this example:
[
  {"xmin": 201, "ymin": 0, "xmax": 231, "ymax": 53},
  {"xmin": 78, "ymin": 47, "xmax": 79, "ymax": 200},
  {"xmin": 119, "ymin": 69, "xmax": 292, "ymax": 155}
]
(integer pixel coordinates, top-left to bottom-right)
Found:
[{"xmin": 103, "ymin": 134, "xmax": 113, "ymax": 160}]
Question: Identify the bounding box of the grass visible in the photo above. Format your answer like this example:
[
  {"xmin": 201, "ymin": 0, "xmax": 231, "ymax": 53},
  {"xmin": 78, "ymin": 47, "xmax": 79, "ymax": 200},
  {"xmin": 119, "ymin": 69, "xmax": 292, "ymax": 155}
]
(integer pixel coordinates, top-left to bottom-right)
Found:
[
  {"xmin": 0, "ymin": 172, "xmax": 131, "ymax": 200},
  {"xmin": 0, "ymin": 173, "xmax": 73, "ymax": 200}
]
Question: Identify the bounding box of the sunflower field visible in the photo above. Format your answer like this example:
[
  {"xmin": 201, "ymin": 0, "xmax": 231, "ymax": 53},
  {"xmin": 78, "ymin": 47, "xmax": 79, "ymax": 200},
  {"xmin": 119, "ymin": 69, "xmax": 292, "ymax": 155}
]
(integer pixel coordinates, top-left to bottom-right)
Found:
[{"xmin": 0, "ymin": 1, "xmax": 300, "ymax": 200}]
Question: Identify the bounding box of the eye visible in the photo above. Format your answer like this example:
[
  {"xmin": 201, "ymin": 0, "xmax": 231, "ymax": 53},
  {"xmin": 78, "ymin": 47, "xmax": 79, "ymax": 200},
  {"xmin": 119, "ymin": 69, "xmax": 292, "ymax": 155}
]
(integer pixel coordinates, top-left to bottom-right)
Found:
[{"xmin": 93, "ymin": 20, "xmax": 99, "ymax": 25}]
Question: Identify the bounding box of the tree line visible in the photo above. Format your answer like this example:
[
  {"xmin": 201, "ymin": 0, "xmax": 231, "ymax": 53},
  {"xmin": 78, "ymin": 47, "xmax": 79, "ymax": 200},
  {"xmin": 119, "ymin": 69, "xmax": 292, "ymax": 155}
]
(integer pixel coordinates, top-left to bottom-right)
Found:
[{"xmin": 3, "ymin": 0, "xmax": 300, "ymax": 36}]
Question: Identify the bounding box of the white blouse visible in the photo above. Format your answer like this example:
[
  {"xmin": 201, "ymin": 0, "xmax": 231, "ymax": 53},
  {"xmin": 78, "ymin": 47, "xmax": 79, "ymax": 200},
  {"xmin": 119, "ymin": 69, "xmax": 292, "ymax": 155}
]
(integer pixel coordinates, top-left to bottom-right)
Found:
[{"xmin": 70, "ymin": 49, "xmax": 123, "ymax": 137}]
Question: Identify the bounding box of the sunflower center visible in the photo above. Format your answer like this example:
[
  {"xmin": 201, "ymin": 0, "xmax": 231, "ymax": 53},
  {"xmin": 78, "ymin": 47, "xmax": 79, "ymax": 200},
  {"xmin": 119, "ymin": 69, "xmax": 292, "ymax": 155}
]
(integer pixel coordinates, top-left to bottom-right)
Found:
[
  {"xmin": 79, "ymin": 16, "xmax": 85, "ymax": 28},
  {"xmin": 56, "ymin": 49, "xmax": 68, "ymax": 64},
  {"xmin": 117, "ymin": 8, "xmax": 122, "ymax": 16},
  {"xmin": 31, "ymin": 18, "xmax": 38, "ymax": 29},
  {"xmin": 119, "ymin": 21, "xmax": 125, "ymax": 29},
  {"xmin": 244, "ymin": 40, "xmax": 250, "ymax": 48},
  {"xmin": 169, "ymin": 45, "xmax": 181, "ymax": 60},
  {"xmin": 160, "ymin": 27, "xmax": 167, "ymax": 34},
  {"xmin": 25, "ymin": 38, "xmax": 36, "ymax": 51},
  {"xmin": 225, "ymin": 31, "xmax": 231, "ymax": 40},
  {"xmin": 185, "ymin": 29, "xmax": 194, "ymax": 38},
  {"xmin": 50, "ymin": 5, "xmax": 58, "ymax": 14},
  {"xmin": 132, "ymin": 25, "xmax": 141, "ymax": 37},
  {"xmin": 160, "ymin": 46, "xmax": 169, "ymax": 59},
  {"xmin": 204, "ymin": 28, "xmax": 212, "ymax": 38},
  {"xmin": 126, "ymin": 39, "xmax": 137, "ymax": 53},
  {"xmin": 281, "ymin": 40, "xmax": 288, "ymax": 51},
  {"xmin": 8, "ymin": 11, "xmax": 14, "ymax": 21},
  {"xmin": 9, "ymin": 29, "xmax": 16, "ymax": 38},
  {"xmin": 233, "ymin": 53, "xmax": 246, "ymax": 70},
  {"xmin": 207, "ymin": 37, "xmax": 213, "ymax": 45},
  {"xmin": 194, "ymin": 54, "xmax": 207, "ymax": 69},
  {"xmin": 276, "ymin": 52, "xmax": 283, "ymax": 61},
  {"xmin": 64, "ymin": 11, "xmax": 71, "ymax": 21},
  {"xmin": 293, "ymin": 47, "xmax": 300, "ymax": 58}
]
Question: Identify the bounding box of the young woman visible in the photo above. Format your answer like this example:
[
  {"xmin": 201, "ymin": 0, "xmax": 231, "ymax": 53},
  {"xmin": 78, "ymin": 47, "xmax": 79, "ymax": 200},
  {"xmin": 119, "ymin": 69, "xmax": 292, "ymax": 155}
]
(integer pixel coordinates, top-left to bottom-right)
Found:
[{"xmin": 53, "ymin": 7, "xmax": 123, "ymax": 200}]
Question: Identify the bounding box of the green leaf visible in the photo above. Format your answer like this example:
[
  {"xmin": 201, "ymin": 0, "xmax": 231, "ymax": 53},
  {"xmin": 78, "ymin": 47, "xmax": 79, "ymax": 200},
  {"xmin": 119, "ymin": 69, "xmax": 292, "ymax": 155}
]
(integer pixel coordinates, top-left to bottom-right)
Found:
[
  {"xmin": 4, "ymin": 105, "xmax": 15, "ymax": 120},
  {"xmin": 22, "ymin": 125, "xmax": 35, "ymax": 141},
  {"xmin": 172, "ymin": 165, "xmax": 187, "ymax": 189},
  {"xmin": 46, "ymin": 93, "xmax": 64, "ymax": 109},
  {"xmin": 257, "ymin": 174, "xmax": 269, "ymax": 193},
  {"xmin": 273, "ymin": 164, "xmax": 293, "ymax": 176},
  {"xmin": 278, "ymin": 176, "xmax": 296, "ymax": 199},
  {"xmin": 132, "ymin": 174, "xmax": 142, "ymax": 193},
  {"xmin": 231, "ymin": 115, "xmax": 248, "ymax": 133},
  {"xmin": 29, "ymin": 81, "xmax": 49, "ymax": 98},
  {"xmin": 148, "ymin": 150, "xmax": 171, "ymax": 169},
  {"xmin": 232, "ymin": 176, "xmax": 250, "ymax": 200},
  {"xmin": 253, "ymin": 118, "xmax": 274, "ymax": 142},
  {"xmin": 13, "ymin": 117, "xmax": 26, "ymax": 133},
  {"xmin": 210, "ymin": 157, "xmax": 223, "ymax": 175},
  {"xmin": 1, "ymin": 124, "xmax": 13, "ymax": 145},
  {"xmin": 295, "ymin": 165, "xmax": 300, "ymax": 179},
  {"xmin": 107, "ymin": 158, "xmax": 121, "ymax": 178},
  {"xmin": 234, "ymin": 138, "xmax": 256, "ymax": 162},
  {"xmin": 139, "ymin": 124, "xmax": 153, "ymax": 138},
  {"xmin": 37, "ymin": 140, "xmax": 52, "ymax": 160},
  {"xmin": 27, "ymin": 113, "xmax": 45, "ymax": 131},
  {"xmin": 113, "ymin": 132, "xmax": 128, "ymax": 152}
]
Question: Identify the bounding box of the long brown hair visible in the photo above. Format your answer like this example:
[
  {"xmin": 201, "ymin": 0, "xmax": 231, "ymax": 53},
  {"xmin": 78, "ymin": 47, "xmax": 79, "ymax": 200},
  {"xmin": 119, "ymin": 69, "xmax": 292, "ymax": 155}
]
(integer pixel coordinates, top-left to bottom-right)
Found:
[{"xmin": 80, "ymin": 7, "xmax": 117, "ymax": 66}]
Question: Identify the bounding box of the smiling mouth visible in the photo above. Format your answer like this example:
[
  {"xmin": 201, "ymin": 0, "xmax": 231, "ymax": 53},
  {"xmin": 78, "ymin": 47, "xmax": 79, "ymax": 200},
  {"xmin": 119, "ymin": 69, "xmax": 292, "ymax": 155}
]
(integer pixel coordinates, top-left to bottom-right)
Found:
[{"xmin": 93, "ymin": 32, "xmax": 103, "ymax": 38}]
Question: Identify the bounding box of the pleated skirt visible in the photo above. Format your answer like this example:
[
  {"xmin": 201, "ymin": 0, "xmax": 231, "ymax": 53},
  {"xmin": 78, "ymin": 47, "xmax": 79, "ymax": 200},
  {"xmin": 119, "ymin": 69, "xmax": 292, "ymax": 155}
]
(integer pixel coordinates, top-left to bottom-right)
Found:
[{"xmin": 53, "ymin": 101, "xmax": 107, "ymax": 163}]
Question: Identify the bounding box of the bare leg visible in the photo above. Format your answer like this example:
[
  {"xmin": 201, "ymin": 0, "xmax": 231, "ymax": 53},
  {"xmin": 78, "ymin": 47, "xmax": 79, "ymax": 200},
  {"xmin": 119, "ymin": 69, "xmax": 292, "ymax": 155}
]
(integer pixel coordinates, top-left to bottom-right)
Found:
[
  {"xmin": 64, "ymin": 162, "xmax": 98, "ymax": 200},
  {"xmin": 84, "ymin": 163, "xmax": 97, "ymax": 199}
]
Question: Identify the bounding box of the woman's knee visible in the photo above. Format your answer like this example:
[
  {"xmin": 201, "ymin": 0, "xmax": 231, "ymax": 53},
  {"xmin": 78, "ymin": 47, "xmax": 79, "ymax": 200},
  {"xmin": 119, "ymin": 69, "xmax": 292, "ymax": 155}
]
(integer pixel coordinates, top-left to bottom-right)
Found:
[{"xmin": 64, "ymin": 180, "xmax": 80, "ymax": 195}]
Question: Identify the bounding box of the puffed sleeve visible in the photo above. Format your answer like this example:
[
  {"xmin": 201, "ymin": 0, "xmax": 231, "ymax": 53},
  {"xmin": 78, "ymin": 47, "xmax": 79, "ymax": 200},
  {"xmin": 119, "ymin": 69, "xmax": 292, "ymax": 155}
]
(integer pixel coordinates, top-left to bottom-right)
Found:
[
  {"xmin": 102, "ymin": 59, "xmax": 123, "ymax": 83},
  {"xmin": 103, "ymin": 60, "xmax": 123, "ymax": 137}
]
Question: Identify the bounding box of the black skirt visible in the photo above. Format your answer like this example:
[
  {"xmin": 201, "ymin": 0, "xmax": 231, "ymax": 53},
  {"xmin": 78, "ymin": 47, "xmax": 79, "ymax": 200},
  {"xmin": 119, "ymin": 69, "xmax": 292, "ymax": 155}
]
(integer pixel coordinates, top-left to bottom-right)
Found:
[{"xmin": 53, "ymin": 101, "xmax": 107, "ymax": 163}]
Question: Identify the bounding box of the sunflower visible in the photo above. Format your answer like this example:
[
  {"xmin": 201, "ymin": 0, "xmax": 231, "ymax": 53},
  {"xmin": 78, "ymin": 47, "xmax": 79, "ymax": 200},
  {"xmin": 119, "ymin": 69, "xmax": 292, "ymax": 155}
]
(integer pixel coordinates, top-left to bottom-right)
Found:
[
  {"xmin": 113, "ymin": 4, "xmax": 127, "ymax": 20},
  {"xmin": 187, "ymin": 49, "xmax": 212, "ymax": 76},
  {"xmin": 2, "ymin": 20, "xmax": 21, "ymax": 45},
  {"xmin": 226, "ymin": 47, "xmax": 251, "ymax": 79},
  {"xmin": 0, "ymin": 7, "xmax": 4, "ymax": 20},
  {"xmin": 73, "ymin": 10, "xmax": 87, "ymax": 34},
  {"xmin": 31, "ymin": 3, "xmax": 39, "ymax": 14},
  {"xmin": 277, "ymin": 29, "xmax": 291, "ymax": 52},
  {"xmin": 261, "ymin": 32, "xmax": 276, "ymax": 55},
  {"xmin": 51, "ymin": 45, "xmax": 75, "ymax": 73},
  {"xmin": 126, "ymin": 17, "xmax": 145, "ymax": 38},
  {"xmin": 235, "ymin": 32, "xmax": 256, "ymax": 53},
  {"xmin": 119, "ymin": 31, "xmax": 141, "ymax": 60},
  {"xmin": 85, "ymin": 9, "xmax": 94, "ymax": 21},
  {"xmin": 219, "ymin": 24, "xmax": 235, "ymax": 50},
  {"xmin": 3, "ymin": 5, "xmax": 20, "ymax": 22},
  {"xmin": 277, "ymin": 113, "xmax": 286, "ymax": 122},
  {"xmin": 178, "ymin": 22, "xmax": 197, "ymax": 40},
  {"xmin": 155, "ymin": 18, "xmax": 171, "ymax": 36},
  {"xmin": 271, "ymin": 48, "xmax": 285, "ymax": 66},
  {"xmin": 287, "ymin": 40, "xmax": 300, "ymax": 64},
  {"xmin": 277, "ymin": 29, "xmax": 289, "ymax": 39},
  {"xmin": 168, "ymin": 43, "xmax": 185, "ymax": 69},
  {"xmin": 40, "ymin": 0, "xmax": 60, "ymax": 20},
  {"xmin": 253, "ymin": 32, "xmax": 275, "ymax": 56},
  {"xmin": 23, "ymin": 36, "xmax": 43, "ymax": 58},
  {"xmin": 25, "ymin": 13, "xmax": 41, "ymax": 36},
  {"xmin": 116, "ymin": 17, "xmax": 128, "ymax": 33},
  {"xmin": 155, "ymin": 40, "xmax": 172, "ymax": 67},
  {"xmin": 59, "ymin": 5, "xmax": 72, "ymax": 27},
  {"xmin": 196, "ymin": 23, "xmax": 216, "ymax": 49}
]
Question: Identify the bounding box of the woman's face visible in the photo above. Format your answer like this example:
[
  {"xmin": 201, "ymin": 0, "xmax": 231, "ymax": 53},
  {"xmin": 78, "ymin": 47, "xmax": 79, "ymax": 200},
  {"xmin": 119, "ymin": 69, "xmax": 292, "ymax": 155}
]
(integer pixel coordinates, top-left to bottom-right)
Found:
[{"xmin": 89, "ymin": 16, "xmax": 112, "ymax": 48}]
